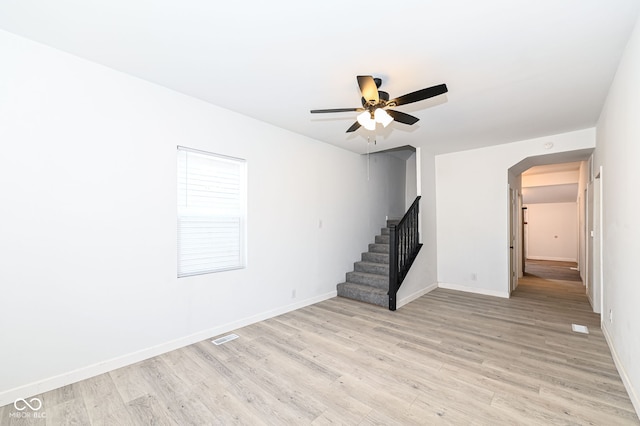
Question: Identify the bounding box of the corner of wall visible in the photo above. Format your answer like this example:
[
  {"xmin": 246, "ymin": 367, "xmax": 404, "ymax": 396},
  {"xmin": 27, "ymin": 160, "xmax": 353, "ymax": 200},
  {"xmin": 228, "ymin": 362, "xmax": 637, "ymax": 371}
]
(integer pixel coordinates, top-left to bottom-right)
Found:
[{"xmin": 602, "ymin": 322, "xmax": 640, "ymax": 417}]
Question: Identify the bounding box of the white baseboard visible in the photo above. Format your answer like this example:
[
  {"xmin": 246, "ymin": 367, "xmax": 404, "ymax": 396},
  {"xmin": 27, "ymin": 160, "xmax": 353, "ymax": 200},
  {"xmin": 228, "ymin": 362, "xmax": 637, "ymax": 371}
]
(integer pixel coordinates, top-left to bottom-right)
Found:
[
  {"xmin": 526, "ymin": 256, "xmax": 578, "ymax": 262},
  {"xmin": 602, "ymin": 322, "xmax": 640, "ymax": 418},
  {"xmin": 438, "ymin": 282, "xmax": 510, "ymax": 299},
  {"xmin": 0, "ymin": 290, "xmax": 337, "ymax": 408},
  {"xmin": 397, "ymin": 283, "xmax": 438, "ymax": 309},
  {"xmin": 587, "ymin": 291, "xmax": 595, "ymax": 311}
]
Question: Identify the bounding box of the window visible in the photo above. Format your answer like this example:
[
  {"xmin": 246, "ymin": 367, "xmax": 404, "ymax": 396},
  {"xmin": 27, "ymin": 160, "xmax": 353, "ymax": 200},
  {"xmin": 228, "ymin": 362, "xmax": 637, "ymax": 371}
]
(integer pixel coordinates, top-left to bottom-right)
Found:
[{"xmin": 177, "ymin": 146, "xmax": 247, "ymax": 277}]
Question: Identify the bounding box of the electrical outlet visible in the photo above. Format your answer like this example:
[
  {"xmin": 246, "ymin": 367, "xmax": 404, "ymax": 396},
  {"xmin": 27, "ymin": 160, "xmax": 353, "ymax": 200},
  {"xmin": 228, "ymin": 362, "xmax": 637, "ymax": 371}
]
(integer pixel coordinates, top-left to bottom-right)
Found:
[
  {"xmin": 292, "ymin": 289, "xmax": 296, "ymax": 299},
  {"xmin": 471, "ymin": 273, "xmax": 477, "ymax": 281},
  {"xmin": 609, "ymin": 309, "xmax": 613, "ymax": 323}
]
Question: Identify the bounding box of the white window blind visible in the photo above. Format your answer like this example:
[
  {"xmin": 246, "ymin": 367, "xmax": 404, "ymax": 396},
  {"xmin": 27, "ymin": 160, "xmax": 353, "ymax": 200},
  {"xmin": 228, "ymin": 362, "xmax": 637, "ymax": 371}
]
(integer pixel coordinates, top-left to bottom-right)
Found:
[{"xmin": 177, "ymin": 146, "xmax": 246, "ymax": 277}]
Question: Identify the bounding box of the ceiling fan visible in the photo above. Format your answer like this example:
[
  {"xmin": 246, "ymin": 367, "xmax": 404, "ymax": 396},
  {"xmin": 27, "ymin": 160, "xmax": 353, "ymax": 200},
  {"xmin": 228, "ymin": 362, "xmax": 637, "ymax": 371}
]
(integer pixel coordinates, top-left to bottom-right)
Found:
[{"xmin": 310, "ymin": 75, "xmax": 448, "ymax": 133}]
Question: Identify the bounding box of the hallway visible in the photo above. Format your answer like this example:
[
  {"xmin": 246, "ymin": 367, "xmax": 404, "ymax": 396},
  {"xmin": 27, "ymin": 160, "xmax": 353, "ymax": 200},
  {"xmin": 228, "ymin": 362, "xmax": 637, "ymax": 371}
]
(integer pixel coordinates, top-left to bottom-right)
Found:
[{"xmin": 524, "ymin": 259, "xmax": 582, "ymax": 282}]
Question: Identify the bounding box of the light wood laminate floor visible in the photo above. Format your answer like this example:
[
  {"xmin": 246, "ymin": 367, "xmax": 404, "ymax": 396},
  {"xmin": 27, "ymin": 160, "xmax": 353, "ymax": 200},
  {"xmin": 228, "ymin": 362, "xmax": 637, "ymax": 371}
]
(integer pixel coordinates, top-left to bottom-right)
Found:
[
  {"xmin": 525, "ymin": 259, "xmax": 582, "ymax": 282},
  {"xmin": 2, "ymin": 275, "xmax": 638, "ymax": 425}
]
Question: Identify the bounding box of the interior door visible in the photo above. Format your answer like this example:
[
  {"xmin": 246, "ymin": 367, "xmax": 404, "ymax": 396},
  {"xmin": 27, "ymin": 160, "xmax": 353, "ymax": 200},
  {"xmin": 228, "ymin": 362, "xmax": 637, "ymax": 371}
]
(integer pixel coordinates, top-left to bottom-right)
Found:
[
  {"xmin": 509, "ymin": 187, "xmax": 518, "ymax": 294},
  {"xmin": 586, "ymin": 182, "xmax": 594, "ymax": 305},
  {"xmin": 592, "ymin": 171, "xmax": 602, "ymax": 314},
  {"xmin": 522, "ymin": 206, "xmax": 527, "ymax": 275}
]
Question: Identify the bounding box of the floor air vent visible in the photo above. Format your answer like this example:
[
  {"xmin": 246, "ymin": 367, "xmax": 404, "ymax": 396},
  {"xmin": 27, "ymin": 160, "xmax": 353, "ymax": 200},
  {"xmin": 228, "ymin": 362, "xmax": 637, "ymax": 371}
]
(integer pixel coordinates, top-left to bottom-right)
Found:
[
  {"xmin": 212, "ymin": 333, "xmax": 239, "ymax": 345},
  {"xmin": 571, "ymin": 324, "xmax": 589, "ymax": 334}
]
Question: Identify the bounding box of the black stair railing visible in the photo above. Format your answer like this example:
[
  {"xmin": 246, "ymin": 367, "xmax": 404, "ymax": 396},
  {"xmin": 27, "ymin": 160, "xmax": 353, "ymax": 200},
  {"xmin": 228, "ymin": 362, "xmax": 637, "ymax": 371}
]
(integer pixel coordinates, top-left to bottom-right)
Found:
[{"xmin": 388, "ymin": 196, "xmax": 423, "ymax": 311}]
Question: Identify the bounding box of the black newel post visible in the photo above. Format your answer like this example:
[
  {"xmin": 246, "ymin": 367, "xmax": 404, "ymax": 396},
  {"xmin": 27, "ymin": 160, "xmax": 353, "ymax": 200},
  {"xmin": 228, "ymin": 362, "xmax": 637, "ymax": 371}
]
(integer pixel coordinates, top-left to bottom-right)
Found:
[{"xmin": 388, "ymin": 224, "xmax": 398, "ymax": 311}]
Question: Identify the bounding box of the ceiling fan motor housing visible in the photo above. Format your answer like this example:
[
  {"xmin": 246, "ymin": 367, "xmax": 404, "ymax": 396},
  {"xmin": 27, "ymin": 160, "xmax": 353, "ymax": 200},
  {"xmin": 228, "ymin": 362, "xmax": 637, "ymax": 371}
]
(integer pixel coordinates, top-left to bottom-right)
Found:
[
  {"xmin": 310, "ymin": 75, "xmax": 448, "ymax": 133},
  {"xmin": 361, "ymin": 91, "xmax": 389, "ymax": 107}
]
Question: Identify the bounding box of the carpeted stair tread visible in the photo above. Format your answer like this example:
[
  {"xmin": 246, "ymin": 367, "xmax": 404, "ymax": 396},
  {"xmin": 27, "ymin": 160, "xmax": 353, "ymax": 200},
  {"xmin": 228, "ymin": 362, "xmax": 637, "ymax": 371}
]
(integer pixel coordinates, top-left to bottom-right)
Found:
[
  {"xmin": 362, "ymin": 252, "xmax": 389, "ymax": 264},
  {"xmin": 337, "ymin": 282, "xmax": 388, "ymax": 308},
  {"xmin": 375, "ymin": 234, "xmax": 390, "ymax": 244},
  {"xmin": 368, "ymin": 243, "xmax": 389, "ymax": 253},
  {"xmin": 336, "ymin": 223, "xmax": 397, "ymax": 308},
  {"xmin": 354, "ymin": 261, "xmax": 389, "ymax": 275},
  {"xmin": 345, "ymin": 271, "xmax": 388, "ymax": 289}
]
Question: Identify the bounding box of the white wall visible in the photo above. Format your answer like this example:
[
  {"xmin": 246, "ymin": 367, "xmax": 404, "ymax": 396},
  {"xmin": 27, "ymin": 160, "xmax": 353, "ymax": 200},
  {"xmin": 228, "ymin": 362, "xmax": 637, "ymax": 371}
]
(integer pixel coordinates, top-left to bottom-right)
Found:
[
  {"xmin": 435, "ymin": 128, "xmax": 595, "ymax": 297},
  {"xmin": 522, "ymin": 170, "xmax": 580, "ymax": 187},
  {"xmin": 405, "ymin": 151, "xmax": 418, "ymax": 211},
  {"xmin": 366, "ymin": 152, "xmax": 406, "ymax": 227},
  {"xmin": 594, "ymin": 14, "xmax": 640, "ymax": 415},
  {"xmin": 396, "ymin": 148, "xmax": 439, "ymax": 307},
  {"xmin": 0, "ymin": 30, "xmax": 398, "ymax": 405},
  {"xmin": 525, "ymin": 202, "xmax": 578, "ymax": 262}
]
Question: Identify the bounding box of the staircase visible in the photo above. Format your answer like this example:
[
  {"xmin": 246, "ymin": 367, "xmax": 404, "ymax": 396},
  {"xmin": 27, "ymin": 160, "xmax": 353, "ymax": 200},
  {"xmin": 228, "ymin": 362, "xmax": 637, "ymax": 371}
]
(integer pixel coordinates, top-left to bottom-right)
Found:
[{"xmin": 336, "ymin": 220, "xmax": 398, "ymax": 308}]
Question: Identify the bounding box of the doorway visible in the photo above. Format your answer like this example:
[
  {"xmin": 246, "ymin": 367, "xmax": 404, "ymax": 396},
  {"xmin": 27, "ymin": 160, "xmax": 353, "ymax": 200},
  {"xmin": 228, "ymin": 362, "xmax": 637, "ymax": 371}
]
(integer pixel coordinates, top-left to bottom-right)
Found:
[
  {"xmin": 524, "ymin": 259, "xmax": 582, "ymax": 281},
  {"xmin": 508, "ymin": 148, "xmax": 594, "ymax": 300},
  {"xmin": 523, "ymin": 199, "xmax": 580, "ymax": 279},
  {"xmin": 508, "ymin": 187, "xmax": 519, "ymax": 294}
]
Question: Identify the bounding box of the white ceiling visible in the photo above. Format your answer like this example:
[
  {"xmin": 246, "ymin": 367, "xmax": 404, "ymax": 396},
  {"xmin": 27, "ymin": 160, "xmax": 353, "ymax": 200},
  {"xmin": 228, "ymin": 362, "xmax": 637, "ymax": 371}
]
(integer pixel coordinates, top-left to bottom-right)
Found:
[
  {"xmin": 522, "ymin": 184, "xmax": 578, "ymax": 204},
  {"xmin": 1, "ymin": 1, "xmax": 638, "ymax": 155},
  {"xmin": 522, "ymin": 161, "xmax": 582, "ymax": 176},
  {"xmin": 522, "ymin": 161, "xmax": 582, "ymax": 204}
]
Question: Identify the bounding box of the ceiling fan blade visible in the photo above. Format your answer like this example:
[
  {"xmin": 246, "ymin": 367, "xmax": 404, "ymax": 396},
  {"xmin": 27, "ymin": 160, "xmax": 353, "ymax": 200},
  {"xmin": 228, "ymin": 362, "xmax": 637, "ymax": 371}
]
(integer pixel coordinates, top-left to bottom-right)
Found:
[
  {"xmin": 346, "ymin": 121, "xmax": 361, "ymax": 133},
  {"xmin": 310, "ymin": 108, "xmax": 363, "ymax": 113},
  {"xmin": 357, "ymin": 75, "xmax": 379, "ymax": 104},
  {"xmin": 387, "ymin": 109, "xmax": 420, "ymax": 125},
  {"xmin": 389, "ymin": 84, "xmax": 448, "ymax": 107}
]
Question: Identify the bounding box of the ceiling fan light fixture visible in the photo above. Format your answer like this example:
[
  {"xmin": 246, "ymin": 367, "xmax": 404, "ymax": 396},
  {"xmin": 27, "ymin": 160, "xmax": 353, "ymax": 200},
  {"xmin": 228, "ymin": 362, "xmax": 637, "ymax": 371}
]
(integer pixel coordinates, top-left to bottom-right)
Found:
[
  {"xmin": 374, "ymin": 108, "xmax": 393, "ymax": 127},
  {"xmin": 357, "ymin": 110, "xmax": 376, "ymax": 131},
  {"xmin": 310, "ymin": 76, "xmax": 448, "ymax": 133}
]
